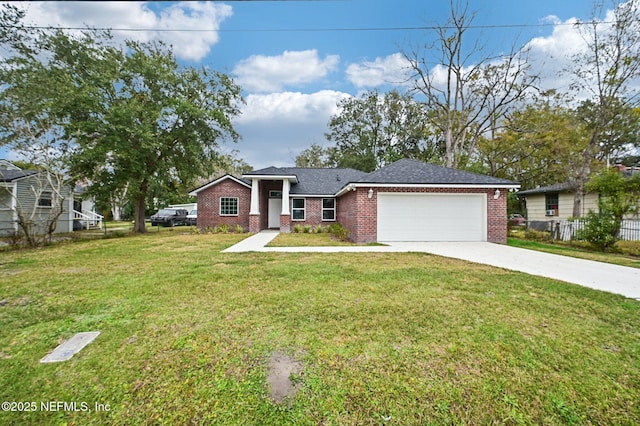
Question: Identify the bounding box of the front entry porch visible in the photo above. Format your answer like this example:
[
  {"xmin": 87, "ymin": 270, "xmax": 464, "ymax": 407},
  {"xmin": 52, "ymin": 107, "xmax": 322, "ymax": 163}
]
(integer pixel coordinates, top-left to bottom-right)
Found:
[{"xmin": 248, "ymin": 176, "xmax": 295, "ymax": 233}]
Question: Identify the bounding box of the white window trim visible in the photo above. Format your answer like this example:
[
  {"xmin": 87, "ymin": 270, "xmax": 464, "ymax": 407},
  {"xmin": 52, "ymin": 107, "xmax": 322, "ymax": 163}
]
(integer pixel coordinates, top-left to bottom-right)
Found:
[
  {"xmin": 322, "ymin": 198, "xmax": 336, "ymax": 222},
  {"xmin": 219, "ymin": 197, "xmax": 239, "ymax": 216},
  {"xmin": 291, "ymin": 198, "xmax": 305, "ymax": 221},
  {"xmin": 38, "ymin": 191, "xmax": 54, "ymax": 209}
]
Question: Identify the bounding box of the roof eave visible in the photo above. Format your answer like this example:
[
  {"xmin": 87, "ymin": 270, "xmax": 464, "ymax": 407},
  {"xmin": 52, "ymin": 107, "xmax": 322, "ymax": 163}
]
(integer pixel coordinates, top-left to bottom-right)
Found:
[
  {"xmin": 241, "ymin": 174, "xmax": 299, "ymax": 184},
  {"xmin": 335, "ymin": 182, "xmax": 520, "ymax": 197}
]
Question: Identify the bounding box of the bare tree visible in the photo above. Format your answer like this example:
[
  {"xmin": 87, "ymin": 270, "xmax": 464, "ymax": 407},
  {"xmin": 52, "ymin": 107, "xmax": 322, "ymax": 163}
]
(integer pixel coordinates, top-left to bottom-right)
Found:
[
  {"xmin": 403, "ymin": 0, "xmax": 537, "ymax": 169},
  {"xmin": 0, "ymin": 159, "xmax": 69, "ymax": 247},
  {"xmin": 566, "ymin": 0, "xmax": 640, "ymax": 216}
]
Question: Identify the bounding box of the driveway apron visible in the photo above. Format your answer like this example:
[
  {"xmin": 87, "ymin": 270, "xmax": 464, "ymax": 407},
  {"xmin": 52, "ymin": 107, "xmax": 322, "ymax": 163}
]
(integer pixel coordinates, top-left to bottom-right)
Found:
[
  {"xmin": 386, "ymin": 242, "xmax": 640, "ymax": 300},
  {"xmin": 223, "ymin": 232, "xmax": 640, "ymax": 300}
]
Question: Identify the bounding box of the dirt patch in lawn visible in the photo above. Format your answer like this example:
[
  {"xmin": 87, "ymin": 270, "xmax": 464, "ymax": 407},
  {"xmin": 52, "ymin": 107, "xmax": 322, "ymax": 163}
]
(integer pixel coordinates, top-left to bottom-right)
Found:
[{"xmin": 267, "ymin": 351, "xmax": 302, "ymax": 404}]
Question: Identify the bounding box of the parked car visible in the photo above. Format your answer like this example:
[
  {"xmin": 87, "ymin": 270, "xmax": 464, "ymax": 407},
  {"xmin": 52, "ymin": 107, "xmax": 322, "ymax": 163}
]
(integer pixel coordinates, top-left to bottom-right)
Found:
[
  {"xmin": 186, "ymin": 209, "xmax": 197, "ymax": 226},
  {"xmin": 150, "ymin": 208, "xmax": 189, "ymax": 227},
  {"xmin": 509, "ymin": 213, "xmax": 526, "ymax": 226}
]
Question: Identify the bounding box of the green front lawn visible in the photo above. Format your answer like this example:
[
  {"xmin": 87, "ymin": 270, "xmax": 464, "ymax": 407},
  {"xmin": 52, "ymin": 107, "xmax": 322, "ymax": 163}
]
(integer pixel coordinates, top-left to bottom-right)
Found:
[{"xmin": 1, "ymin": 232, "xmax": 639, "ymax": 425}]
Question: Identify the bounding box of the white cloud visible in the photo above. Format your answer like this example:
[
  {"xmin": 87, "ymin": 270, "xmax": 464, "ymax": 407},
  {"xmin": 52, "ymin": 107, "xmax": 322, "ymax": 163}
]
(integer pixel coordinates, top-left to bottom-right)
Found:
[
  {"xmin": 233, "ymin": 50, "xmax": 340, "ymax": 93},
  {"xmin": 233, "ymin": 90, "xmax": 350, "ymax": 168},
  {"xmin": 18, "ymin": 1, "xmax": 232, "ymax": 61},
  {"xmin": 346, "ymin": 53, "xmax": 411, "ymax": 88},
  {"xmin": 523, "ymin": 16, "xmax": 589, "ymax": 93},
  {"xmin": 238, "ymin": 90, "xmax": 350, "ymax": 123}
]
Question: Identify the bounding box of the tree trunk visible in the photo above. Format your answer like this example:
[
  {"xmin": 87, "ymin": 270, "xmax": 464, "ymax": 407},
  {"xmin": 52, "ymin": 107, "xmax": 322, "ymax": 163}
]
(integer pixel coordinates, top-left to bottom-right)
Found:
[
  {"xmin": 445, "ymin": 126, "xmax": 454, "ymax": 168},
  {"xmin": 573, "ymin": 130, "xmax": 600, "ymax": 217},
  {"xmin": 133, "ymin": 194, "xmax": 147, "ymax": 233}
]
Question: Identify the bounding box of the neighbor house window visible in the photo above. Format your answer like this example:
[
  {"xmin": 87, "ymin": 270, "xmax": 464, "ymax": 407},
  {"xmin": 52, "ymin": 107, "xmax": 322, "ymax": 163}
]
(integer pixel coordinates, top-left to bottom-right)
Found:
[
  {"xmin": 220, "ymin": 197, "xmax": 238, "ymax": 216},
  {"xmin": 292, "ymin": 198, "xmax": 305, "ymax": 220},
  {"xmin": 0, "ymin": 190, "xmax": 11, "ymax": 209},
  {"xmin": 38, "ymin": 191, "xmax": 53, "ymax": 208},
  {"xmin": 545, "ymin": 193, "xmax": 558, "ymax": 216},
  {"xmin": 322, "ymin": 198, "xmax": 336, "ymax": 221}
]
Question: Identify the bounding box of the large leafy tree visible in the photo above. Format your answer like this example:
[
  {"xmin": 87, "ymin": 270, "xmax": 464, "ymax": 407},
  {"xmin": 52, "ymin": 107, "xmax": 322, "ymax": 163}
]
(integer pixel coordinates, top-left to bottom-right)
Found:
[
  {"xmin": 1, "ymin": 29, "xmax": 243, "ymax": 233},
  {"xmin": 325, "ymin": 89, "xmax": 439, "ymax": 172},
  {"xmin": 0, "ymin": 4, "xmax": 25, "ymax": 46},
  {"xmin": 295, "ymin": 143, "xmax": 337, "ymax": 168},
  {"xmin": 476, "ymin": 93, "xmax": 590, "ymax": 190}
]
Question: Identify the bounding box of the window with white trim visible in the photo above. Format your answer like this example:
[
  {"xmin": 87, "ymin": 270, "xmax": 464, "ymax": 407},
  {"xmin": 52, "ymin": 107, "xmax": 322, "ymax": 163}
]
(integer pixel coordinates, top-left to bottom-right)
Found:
[
  {"xmin": 38, "ymin": 191, "xmax": 53, "ymax": 208},
  {"xmin": 219, "ymin": 197, "xmax": 238, "ymax": 216},
  {"xmin": 292, "ymin": 198, "xmax": 305, "ymax": 220},
  {"xmin": 0, "ymin": 190, "xmax": 11, "ymax": 209},
  {"xmin": 322, "ymin": 198, "xmax": 336, "ymax": 221}
]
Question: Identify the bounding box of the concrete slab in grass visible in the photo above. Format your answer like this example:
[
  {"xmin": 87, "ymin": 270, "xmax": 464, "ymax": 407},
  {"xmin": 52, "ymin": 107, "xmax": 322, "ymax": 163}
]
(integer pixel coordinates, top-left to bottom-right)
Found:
[{"xmin": 40, "ymin": 331, "xmax": 100, "ymax": 363}]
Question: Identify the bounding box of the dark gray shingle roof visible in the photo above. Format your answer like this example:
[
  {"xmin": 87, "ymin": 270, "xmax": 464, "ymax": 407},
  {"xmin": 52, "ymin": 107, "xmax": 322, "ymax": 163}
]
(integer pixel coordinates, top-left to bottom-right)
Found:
[
  {"xmin": 246, "ymin": 166, "xmax": 368, "ymax": 194},
  {"xmin": 243, "ymin": 159, "xmax": 518, "ymax": 195},
  {"xmin": 0, "ymin": 169, "xmax": 38, "ymax": 182},
  {"xmin": 517, "ymin": 182, "xmax": 573, "ymax": 196},
  {"xmin": 356, "ymin": 159, "xmax": 518, "ymax": 185}
]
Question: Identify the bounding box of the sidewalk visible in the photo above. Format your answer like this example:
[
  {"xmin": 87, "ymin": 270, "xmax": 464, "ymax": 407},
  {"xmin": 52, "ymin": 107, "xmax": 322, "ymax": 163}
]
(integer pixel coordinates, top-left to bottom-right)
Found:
[
  {"xmin": 222, "ymin": 231, "xmax": 407, "ymax": 253},
  {"xmin": 222, "ymin": 230, "xmax": 281, "ymax": 252}
]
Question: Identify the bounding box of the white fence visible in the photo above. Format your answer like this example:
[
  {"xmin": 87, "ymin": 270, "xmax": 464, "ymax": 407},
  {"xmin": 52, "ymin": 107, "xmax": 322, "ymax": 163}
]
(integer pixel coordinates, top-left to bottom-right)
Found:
[{"xmin": 551, "ymin": 219, "xmax": 640, "ymax": 242}]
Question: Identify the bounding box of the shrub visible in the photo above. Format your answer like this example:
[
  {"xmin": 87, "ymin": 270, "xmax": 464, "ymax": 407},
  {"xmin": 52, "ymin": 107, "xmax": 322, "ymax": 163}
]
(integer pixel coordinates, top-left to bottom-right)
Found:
[
  {"xmin": 215, "ymin": 224, "xmax": 230, "ymax": 234},
  {"xmin": 613, "ymin": 240, "xmax": 640, "ymax": 257},
  {"xmin": 327, "ymin": 223, "xmax": 349, "ymax": 241},
  {"xmin": 292, "ymin": 224, "xmax": 304, "ymax": 233},
  {"xmin": 582, "ymin": 210, "xmax": 618, "ymax": 251},
  {"xmin": 312, "ymin": 225, "xmax": 325, "ymax": 233},
  {"xmin": 524, "ymin": 229, "xmax": 551, "ymax": 242},
  {"xmin": 234, "ymin": 224, "xmax": 245, "ymax": 234},
  {"xmin": 302, "ymin": 225, "xmax": 312, "ymax": 233}
]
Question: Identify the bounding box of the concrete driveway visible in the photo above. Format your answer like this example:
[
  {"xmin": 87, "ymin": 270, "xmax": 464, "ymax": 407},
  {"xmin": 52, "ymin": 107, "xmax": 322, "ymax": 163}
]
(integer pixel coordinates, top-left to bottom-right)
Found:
[
  {"xmin": 223, "ymin": 232, "xmax": 640, "ymax": 300},
  {"xmin": 386, "ymin": 242, "xmax": 640, "ymax": 300}
]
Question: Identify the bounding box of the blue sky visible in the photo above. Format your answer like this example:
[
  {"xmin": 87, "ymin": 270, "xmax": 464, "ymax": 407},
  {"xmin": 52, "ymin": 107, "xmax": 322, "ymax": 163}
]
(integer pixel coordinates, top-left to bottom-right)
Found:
[{"xmin": 3, "ymin": 1, "xmax": 614, "ymax": 169}]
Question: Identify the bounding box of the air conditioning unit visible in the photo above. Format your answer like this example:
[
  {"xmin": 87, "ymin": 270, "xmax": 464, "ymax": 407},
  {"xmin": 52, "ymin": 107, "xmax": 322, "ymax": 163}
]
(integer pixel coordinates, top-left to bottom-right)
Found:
[{"xmin": 546, "ymin": 209, "xmax": 556, "ymax": 216}]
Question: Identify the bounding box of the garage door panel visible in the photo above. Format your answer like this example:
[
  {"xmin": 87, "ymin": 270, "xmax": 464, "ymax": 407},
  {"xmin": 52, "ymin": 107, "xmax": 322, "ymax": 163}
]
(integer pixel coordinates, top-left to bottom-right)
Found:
[{"xmin": 377, "ymin": 193, "xmax": 486, "ymax": 241}]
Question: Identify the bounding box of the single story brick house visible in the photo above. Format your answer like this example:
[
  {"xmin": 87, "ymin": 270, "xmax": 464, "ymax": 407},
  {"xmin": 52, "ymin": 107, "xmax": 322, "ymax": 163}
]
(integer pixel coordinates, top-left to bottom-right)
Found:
[{"xmin": 189, "ymin": 158, "xmax": 520, "ymax": 243}]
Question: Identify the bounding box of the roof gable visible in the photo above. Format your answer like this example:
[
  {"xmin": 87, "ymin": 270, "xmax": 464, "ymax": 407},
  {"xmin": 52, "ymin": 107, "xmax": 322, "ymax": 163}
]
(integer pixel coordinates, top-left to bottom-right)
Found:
[
  {"xmin": 243, "ymin": 167, "xmax": 368, "ymax": 195},
  {"xmin": 189, "ymin": 174, "xmax": 251, "ymax": 196}
]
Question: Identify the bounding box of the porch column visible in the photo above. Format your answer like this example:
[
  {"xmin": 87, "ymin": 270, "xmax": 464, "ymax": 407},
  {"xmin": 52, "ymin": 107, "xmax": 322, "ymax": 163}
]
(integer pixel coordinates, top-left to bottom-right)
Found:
[
  {"xmin": 250, "ymin": 179, "xmax": 260, "ymax": 214},
  {"xmin": 281, "ymin": 179, "xmax": 290, "ymax": 215}
]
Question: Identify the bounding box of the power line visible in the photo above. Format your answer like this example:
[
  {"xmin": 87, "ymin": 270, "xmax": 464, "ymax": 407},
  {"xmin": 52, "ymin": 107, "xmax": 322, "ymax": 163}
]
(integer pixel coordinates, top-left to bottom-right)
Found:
[{"xmin": 0, "ymin": 19, "xmax": 625, "ymax": 34}]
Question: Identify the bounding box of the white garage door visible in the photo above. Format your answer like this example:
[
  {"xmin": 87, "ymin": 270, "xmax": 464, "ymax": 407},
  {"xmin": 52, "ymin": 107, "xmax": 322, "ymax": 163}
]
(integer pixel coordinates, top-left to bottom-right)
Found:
[{"xmin": 377, "ymin": 193, "xmax": 486, "ymax": 241}]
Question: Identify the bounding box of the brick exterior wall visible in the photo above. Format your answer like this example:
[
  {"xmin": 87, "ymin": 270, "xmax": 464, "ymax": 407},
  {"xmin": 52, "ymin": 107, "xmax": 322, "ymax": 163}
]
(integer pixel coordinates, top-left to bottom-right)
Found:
[
  {"xmin": 487, "ymin": 188, "xmax": 508, "ymax": 244},
  {"xmin": 196, "ymin": 179, "xmax": 251, "ymax": 231},
  {"xmin": 289, "ymin": 197, "xmax": 337, "ymax": 229},
  {"xmin": 337, "ymin": 186, "xmax": 509, "ymax": 244},
  {"xmin": 197, "ymin": 178, "xmax": 509, "ymax": 243}
]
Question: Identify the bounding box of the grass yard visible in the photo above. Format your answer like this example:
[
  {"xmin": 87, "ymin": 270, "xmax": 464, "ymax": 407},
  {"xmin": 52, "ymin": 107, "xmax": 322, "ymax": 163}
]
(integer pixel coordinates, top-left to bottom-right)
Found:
[{"xmin": 1, "ymin": 232, "xmax": 639, "ymax": 425}]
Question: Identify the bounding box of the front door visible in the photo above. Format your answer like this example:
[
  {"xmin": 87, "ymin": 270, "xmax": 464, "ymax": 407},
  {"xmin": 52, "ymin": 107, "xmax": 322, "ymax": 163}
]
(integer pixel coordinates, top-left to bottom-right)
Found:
[{"xmin": 268, "ymin": 198, "xmax": 282, "ymax": 228}]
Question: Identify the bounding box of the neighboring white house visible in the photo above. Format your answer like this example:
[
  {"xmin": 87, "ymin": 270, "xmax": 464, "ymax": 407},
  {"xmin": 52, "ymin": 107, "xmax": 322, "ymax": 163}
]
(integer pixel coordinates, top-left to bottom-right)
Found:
[
  {"xmin": 517, "ymin": 182, "xmax": 599, "ymax": 222},
  {"xmin": 519, "ymin": 165, "xmax": 640, "ymax": 222},
  {"xmin": 0, "ymin": 160, "xmax": 102, "ymax": 237}
]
